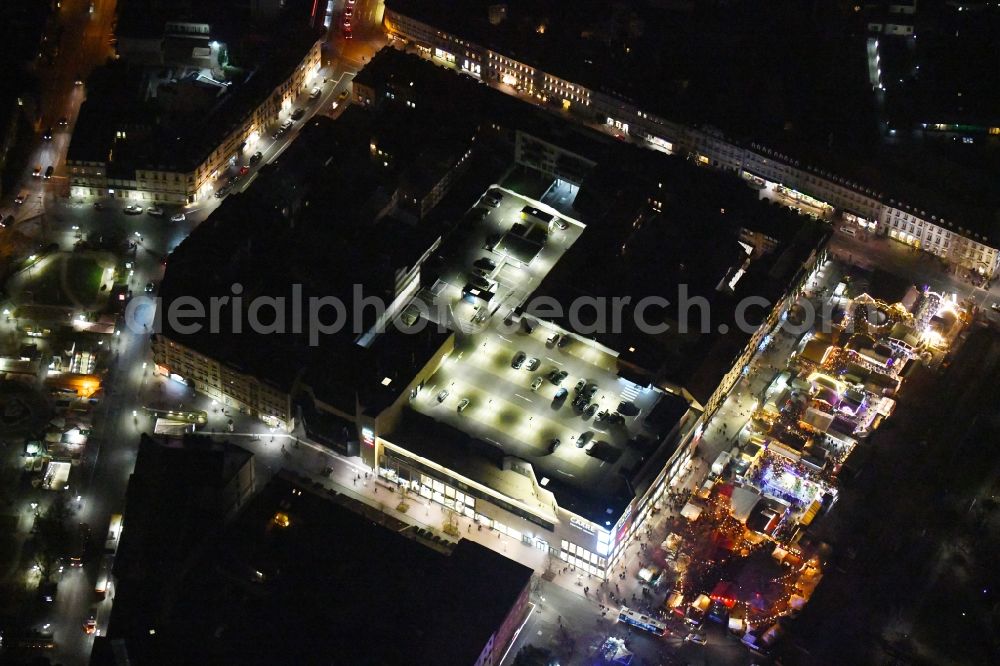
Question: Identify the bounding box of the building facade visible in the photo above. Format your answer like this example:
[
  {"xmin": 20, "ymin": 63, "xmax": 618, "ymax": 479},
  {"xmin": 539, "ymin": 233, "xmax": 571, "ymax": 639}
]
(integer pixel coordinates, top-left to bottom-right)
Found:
[{"xmin": 151, "ymin": 337, "xmax": 293, "ymax": 429}]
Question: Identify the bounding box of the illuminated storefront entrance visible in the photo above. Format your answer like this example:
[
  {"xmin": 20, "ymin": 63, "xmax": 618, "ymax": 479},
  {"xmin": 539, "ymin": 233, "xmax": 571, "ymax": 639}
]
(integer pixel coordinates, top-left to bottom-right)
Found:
[{"xmin": 380, "ymin": 464, "xmax": 478, "ymax": 518}]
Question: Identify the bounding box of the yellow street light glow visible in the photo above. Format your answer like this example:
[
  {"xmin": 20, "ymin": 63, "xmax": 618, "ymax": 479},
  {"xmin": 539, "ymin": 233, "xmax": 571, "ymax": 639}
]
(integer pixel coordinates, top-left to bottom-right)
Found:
[{"xmin": 272, "ymin": 512, "xmax": 291, "ymax": 528}]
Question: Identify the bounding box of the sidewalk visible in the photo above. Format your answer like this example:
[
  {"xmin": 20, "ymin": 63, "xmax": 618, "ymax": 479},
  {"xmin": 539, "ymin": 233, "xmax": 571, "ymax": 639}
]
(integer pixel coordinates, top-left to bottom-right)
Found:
[{"xmin": 145, "ymin": 380, "xmax": 560, "ymax": 579}]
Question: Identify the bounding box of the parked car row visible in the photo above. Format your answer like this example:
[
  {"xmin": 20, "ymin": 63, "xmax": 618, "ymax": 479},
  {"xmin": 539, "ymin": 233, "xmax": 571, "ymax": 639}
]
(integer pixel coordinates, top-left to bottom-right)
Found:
[
  {"xmin": 511, "ymin": 351, "xmax": 540, "ymax": 370},
  {"xmin": 546, "ymin": 331, "xmax": 571, "ymax": 349},
  {"xmin": 435, "ymin": 389, "xmax": 472, "ymax": 414},
  {"xmin": 89, "ymin": 201, "xmax": 186, "ymax": 222}
]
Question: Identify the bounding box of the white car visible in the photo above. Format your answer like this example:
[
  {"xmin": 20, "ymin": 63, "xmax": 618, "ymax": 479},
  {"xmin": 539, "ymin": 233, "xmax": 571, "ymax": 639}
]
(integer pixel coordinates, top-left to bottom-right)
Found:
[
  {"xmin": 170, "ymin": 213, "xmax": 186, "ymax": 223},
  {"xmin": 147, "ymin": 206, "xmax": 164, "ymax": 216},
  {"xmin": 685, "ymin": 633, "xmax": 708, "ymax": 646},
  {"xmin": 123, "ymin": 205, "xmax": 143, "ymax": 214}
]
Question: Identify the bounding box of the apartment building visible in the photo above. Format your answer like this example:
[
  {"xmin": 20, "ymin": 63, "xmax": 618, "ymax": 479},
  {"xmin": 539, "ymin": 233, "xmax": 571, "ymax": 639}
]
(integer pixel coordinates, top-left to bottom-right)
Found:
[{"xmin": 68, "ymin": 29, "xmax": 321, "ymax": 204}]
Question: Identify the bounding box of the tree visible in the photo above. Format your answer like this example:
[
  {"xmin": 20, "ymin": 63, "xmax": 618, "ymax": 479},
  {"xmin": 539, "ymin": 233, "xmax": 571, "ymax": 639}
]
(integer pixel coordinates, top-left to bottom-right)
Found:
[
  {"xmin": 33, "ymin": 497, "xmax": 72, "ymax": 581},
  {"xmin": 442, "ymin": 505, "xmax": 461, "ymax": 537},
  {"xmin": 397, "ymin": 484, "xmax": 411, "ymax": 513},
  {"xmin": 513, "ymin": 645, "xmax": 554, "ymax": 666}
]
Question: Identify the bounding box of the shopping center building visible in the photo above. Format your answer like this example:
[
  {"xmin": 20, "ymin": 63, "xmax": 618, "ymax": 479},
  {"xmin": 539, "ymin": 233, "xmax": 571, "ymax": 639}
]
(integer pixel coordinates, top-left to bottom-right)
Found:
[
  {"xmin": 383, "ymin": 0, "xmax": 1000, "ymax": 277},
  {"xmin": 154, "ymin": 48, "xmax": 831, "ymax": 578}
]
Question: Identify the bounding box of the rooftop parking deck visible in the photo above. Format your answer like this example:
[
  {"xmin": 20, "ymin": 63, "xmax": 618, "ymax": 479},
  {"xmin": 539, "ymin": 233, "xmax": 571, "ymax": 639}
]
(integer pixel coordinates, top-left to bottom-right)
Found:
[
  {"xmin": 409, "ymin": 318, "xmax": 687, "ymax": 519},
  {"xmin": 419, "ymin": 184, "xmax": 583, "ymax": 329}
]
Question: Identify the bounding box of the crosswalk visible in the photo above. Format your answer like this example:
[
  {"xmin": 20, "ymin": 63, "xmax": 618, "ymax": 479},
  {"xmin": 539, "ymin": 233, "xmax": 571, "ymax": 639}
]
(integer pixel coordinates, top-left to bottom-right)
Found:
[{"xmin": 619, "ymin": 381, "xmax": 640, "ymax": 403}]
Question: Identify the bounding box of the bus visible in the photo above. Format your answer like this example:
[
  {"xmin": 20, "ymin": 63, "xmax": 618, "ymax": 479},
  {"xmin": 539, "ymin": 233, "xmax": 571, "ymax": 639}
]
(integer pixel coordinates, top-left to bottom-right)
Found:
[
  {"xmin": 104, "ymin": 514, "xmax": 123, "ymax": 554},
  {"xmin": 94, "ymin": 555, "xmax": 112, "ymax": 601},
  {"xmin": 68, "ymin": 522, "xmax": 91, "ymax": 567},
  {"xmin": 617, "ymin": 606, "xmax": 668, "ymax": 637}
]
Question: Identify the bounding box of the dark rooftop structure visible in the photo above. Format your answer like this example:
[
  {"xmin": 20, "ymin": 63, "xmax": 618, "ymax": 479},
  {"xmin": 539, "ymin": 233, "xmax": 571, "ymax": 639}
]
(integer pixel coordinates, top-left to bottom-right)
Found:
[
  {"xmin": 386, "ymin": 0, "xmax": 872, "ymax": 154},
  {"xmin": 95, "ymin": 474, "xmax": 533, "ymax": 666},
  {"xmin": 0, "ymin": 0, "xmax": 48, "ymax": 193},
  {"xmin": 155, "ymin": 112, "xmax": 464, "ymax": 415},
  {"xmin": 104, "ymin": 434, "xmax": 256, "ymax": 651},
  {"xmin": 528, "ymin": 144, "xmax": 830, "ymax": 407},
  {"xmin": 352, "ymin": 45, "xmax": 547, "ymax": 139},
  {"xmin": 386, "ymin": 0, "xmax": 1000, "ymax": 245},
  {"xmin": 117, "ymin": 0, "xmax": 306, "ymax": 44},
  {"xmin": 68, "ymin": 0, "xmax": 322, "ymax": 174},
  {"xmin": 871, "ymin": 1, "xmax": 1000, "ymax": 132},
  {"xmin": 856, "ymin": 268, "xmax": 916, "ymax": 306}
]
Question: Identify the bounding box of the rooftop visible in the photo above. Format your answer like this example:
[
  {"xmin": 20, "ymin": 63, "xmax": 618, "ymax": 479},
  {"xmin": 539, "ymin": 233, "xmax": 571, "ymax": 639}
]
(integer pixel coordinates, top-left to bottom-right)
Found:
[
  {"xmin": 386, "ymin": 0, "xmax": 873, "ymax": 150},
  {"xmin": 99, "ymin": 474, "xmax": 532, "ymax": 666},
  {"xmin": 386, "ymin": 0, "xmax": 1000, "ymax": 245},
  {"xmin": 529, "ymin": 144, "xmax": 830, "ymax": 405},
  {"xmin": 389, "ymin": 388, "xmax": 690, "ymax": 525},
  {"xmin": 873, "ymin": 1, "xmax": 1000, "ymax": 129},
  {"xmin": 107, "ymin": 435, "xmax": 254, "ymax": 641},
  {"xmin": 67, "ymin": 0, "xmax": 322, "ymax": 174},
  {"xmin": 156, "ymin": 111, "xmax": 473, "ymax": 414}
]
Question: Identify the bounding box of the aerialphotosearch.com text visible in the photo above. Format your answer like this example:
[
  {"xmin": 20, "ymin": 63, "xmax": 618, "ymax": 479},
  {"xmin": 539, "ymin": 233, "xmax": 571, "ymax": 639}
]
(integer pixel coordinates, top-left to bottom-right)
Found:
[{"xmin": 125, "ymin": 282, "xmax": 844, "ymax": 345}]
